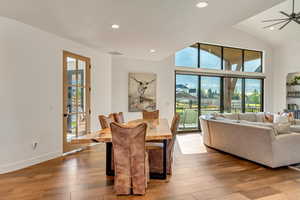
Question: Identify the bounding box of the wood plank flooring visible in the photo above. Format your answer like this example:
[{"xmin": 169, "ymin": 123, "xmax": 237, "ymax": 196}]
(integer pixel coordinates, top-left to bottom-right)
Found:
[{"xmin": 1, "ymin": 134, "xmax": 300, "ymax": 200}]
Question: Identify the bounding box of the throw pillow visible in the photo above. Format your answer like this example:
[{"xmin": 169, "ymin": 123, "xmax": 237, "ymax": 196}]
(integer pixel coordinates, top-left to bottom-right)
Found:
[
  {"xmin": 264, "ymin": 113, "xmax": 274, "ymax": 123},
  {"xmin": 273, "ymin": 113, "xmax": 291, "ymax": 134},
  {"xmin": 287, "ymin": 112, "xmax": 295, "ymax": 125}
]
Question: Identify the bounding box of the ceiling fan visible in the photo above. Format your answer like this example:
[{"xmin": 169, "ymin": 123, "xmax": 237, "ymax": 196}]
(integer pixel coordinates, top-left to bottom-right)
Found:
[{"xmin": 262, "ymin": 0, "xmax": 300, "ymax": 30}]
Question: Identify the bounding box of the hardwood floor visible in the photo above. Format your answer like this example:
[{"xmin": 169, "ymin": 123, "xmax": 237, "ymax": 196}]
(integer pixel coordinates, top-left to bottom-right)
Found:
[{"xmin": 1, "ymin": 134, "xmax": 300, "ymax": 200}]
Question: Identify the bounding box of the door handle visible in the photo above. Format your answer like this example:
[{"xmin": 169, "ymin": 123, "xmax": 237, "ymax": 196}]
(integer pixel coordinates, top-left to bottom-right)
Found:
[{"xmin": 63, "ymin": 114, "xmax": 68, "ymax": 117}]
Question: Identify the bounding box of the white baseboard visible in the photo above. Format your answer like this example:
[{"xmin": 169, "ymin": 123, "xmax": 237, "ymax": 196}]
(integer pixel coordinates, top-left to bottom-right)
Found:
[{"xmin": 0, "ymin": 151, "xmax": 62, "ymax": 174}]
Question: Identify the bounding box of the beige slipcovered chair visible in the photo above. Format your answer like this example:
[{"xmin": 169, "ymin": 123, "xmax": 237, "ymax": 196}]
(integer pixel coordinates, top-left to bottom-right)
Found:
[
  {"xmin": 146, "ymin": 114, "xmax": 180, "ymax": 175},
  {"xmin": 113, "ymin": 112, "xmax": 125, "ymax": 124},
  {"xmin": 111, "ymin": 122, "xmax": 149, "ymax": 195},
  {"xmin": 98, "ymin": 114, "xmax": 115, "ymax": 129},
  {"xmin": 142, "ymin": 110, "xmax": 159, "ymax": 120}
]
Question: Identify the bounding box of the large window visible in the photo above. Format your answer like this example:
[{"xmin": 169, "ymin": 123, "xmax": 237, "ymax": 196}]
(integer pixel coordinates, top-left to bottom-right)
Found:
[
  {"xmin": 200, "ymin": 44, "xmax": 222, "ymax": 70},
  {"xmin": 244, "ymin": 50, "xmax": 262, "ymax": 72},
  {"xmin": 176, "ymin": 43, "xmax": 263, "ymax": 72},
  {"xmin": 175, "ymin": 44, "xmax": 198, "ymax": 68},
  {"xmin": 223, "ymin": 48, "xmax": 243, "ymax": 71},
  {"xmin": 175, "ymin": 43, "xmax": 264, "ymax": 131}
]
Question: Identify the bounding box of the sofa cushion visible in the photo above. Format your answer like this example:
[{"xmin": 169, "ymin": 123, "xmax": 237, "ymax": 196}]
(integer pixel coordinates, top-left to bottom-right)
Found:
[
  {"xmin": 290, "ymin": 125, "xmax": 300, "ymax": 133},
  {"xmin": 273, "ymin": 114, "xmax": 291, "ymax": 134},
  {"xmin": 256, "ymin": 112, "xmax": 266, "ymax": 123},
  {"xmin": 221, "ymin": 113, "xmax": 239, "ymax": 120},
  {"xmin": 239, "ymin": 113, "xmax": 257, "ymax": 122},
  {"xmin": 239, "ymin": 120, "xmax": 278, "ymax": 136},
  {"xmin": 214, "ymin": 117, "xmax": 238, "ymax": 123}
]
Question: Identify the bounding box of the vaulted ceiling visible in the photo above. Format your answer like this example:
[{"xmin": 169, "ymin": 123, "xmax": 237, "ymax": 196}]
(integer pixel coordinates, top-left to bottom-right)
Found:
[
  {"xmin": 236, "ymin": 0, "xmax": 300, "ymax": 47},
  {"xmin": 0, "ymin": 0, "xmax": 285, "ymax": 60}
]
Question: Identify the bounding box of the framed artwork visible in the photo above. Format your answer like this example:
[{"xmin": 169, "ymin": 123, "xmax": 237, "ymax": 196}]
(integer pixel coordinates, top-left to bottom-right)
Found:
[{"xmin": 128, "ymin": 72, "xmax": 157, "ymax": 112}]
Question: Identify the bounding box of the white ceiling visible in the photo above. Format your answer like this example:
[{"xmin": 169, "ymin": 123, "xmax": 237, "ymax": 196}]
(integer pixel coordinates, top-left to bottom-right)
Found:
[
  {"xmin": 236, "ymin": 0, "xmax": 300, "ymax": 47},
  {"xmin": 0, "ymin": 0, "xmax": 285, "ymax": 60}
]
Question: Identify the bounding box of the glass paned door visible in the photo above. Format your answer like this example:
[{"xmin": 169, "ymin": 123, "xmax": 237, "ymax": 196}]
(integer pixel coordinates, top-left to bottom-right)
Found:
[
  {"xmin": 224, "ymin": 78, "xmax": 242, "ymax": 113},
  {"xmin": 245, "ymin": 79, "xmax": 262, "ymax": 112},
  {"xmin": 201, "ymin": 77, "xmax": 221, "ymax": 114},
  {"xmin": 176, "ymin": 74, "xmax": 199, "ymax": 131},
  {"xmin": 63, "ymin": 51, "xmax": 91, "ymax": 153}
]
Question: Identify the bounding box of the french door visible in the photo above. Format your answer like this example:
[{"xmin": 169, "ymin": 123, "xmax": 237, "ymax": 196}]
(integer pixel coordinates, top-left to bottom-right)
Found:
[{"xmin": 63, "ymin": 51, "xmax": 91, "ymax": 153}]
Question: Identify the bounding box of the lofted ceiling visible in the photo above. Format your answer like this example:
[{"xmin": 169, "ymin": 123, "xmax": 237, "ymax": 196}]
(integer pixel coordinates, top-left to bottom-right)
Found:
[
  {"xmin": 236, "ymin": 0, "xmax": 300, "ymax": 47},
  {"xmin": 0, "ymin": 0, "xmax": 285, "ymax": 60}
]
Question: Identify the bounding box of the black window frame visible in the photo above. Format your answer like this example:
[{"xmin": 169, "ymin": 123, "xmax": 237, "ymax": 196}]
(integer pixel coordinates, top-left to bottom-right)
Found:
[{"xmin": 175, "ymin": 43, "xmax": 264, "ymax": 132}]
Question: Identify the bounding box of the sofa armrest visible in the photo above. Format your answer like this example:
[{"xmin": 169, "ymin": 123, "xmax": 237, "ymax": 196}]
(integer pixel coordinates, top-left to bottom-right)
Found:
[
  {"xmin": 272, "ymin": 133, "xmax": 300, "ymax": 166},
  {"xmin": 273, "ymin": 133, "xmax": 300, "ymax": 146},
  {"xmin": 294, "ymin": 119, "xmax": 300, "ymax": 125}
]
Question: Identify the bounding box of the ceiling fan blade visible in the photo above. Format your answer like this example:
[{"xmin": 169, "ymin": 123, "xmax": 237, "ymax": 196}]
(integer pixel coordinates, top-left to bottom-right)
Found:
[
  {"xmin": 293, "ymin": 19, "xmax": 300, "ymax": 24},
  {"xmin": 293, "ymin": 0, "xmax": 295, "ymax": 13},
  {"xmin": 262, "ymin": 18, "xmax": 289, "ymax": 22},
  {"xmin": 279, "ymin": 20, "xmax": 291, "ymax": 30},
  {"xmin": 263, "ymin": 20, "xmax": 289, "ymax": 29},
  {"xmin": 280, "ymin": 11, "xmax": 292, "ymax": 18}
]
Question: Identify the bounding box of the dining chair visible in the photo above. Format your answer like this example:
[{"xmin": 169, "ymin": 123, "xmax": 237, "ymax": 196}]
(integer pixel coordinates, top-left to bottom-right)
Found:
[
  {"xmin": 98, "ymin": 114, "xmax": 116, "ymax": 171},
  {"xmin": 142, "ymin": 110, "xmax": 159, "ymax": 120},
  {"xmin": 111, "ymin": 122, "xmax": 149, "ymax": 195},
  {"xmin": 98, "ymin": 114, "xmax": 115, "ymax": 129},
  {"xmin": 113, "ymin": 112, "xmax": 125, "ymax": 123},
  {"xmin": 146, "ymin": 114, "xmax": 180, "ymax": 175}
]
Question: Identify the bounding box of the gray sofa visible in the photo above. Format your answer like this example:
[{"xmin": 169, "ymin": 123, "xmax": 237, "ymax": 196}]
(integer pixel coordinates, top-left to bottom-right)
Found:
[{"xmin": 200, "ymin": 113, "xmax": 300, "ymax": 168}]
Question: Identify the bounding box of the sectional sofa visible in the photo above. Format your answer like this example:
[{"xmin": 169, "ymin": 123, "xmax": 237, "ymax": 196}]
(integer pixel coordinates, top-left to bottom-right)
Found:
[{"xmin": 200, "ymin": 113, "xmax": 300, "ymax": 168}]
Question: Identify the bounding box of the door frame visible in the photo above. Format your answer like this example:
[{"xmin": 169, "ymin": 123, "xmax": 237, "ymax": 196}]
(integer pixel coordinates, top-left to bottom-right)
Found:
[{"xmin": 63, "ymin": 50, "xmax": 91, "ymax": 153}]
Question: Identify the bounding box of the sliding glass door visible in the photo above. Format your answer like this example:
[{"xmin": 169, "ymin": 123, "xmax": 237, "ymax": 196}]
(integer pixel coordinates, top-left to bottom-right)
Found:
[
  {"xmin": 176, "ymin": 75, "xmax": 199, "ymax": 130},
  {"xmin": 245, "ymin": 79, "xmax": 262, "ymax": 112},
  {"xmin": 175, "ymin": 75, "xmax": 222, "ymax": 131},
  {"xmin": 176, "ymin": 74, "xmax": 264, "ymax": 132},
  {"xmin": 224, "ymin": 78, "xmax": 242, "ymax": 113},
  {"xmin": 201, "ymin": 77, "xmax": 221, "ymax": 114}
]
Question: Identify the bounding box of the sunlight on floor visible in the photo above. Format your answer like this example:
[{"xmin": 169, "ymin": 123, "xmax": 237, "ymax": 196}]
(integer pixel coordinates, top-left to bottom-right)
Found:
[{"xmin": 177, "ymin": 133, "xmax": 208, "ymax": 154}]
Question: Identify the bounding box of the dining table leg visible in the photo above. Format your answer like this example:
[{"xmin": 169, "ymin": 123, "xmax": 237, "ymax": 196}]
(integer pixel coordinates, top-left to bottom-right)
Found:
[
  {"xmin": 149, "ymin": 139, "xmax": 168, "ymax": 180},
  {"xmin": 162, "ymin": 139, "xmax": 167, "ymax": 179},
  {"xmin": 106, "ymin": 142, "xmax": 114, "ymax": 176}
]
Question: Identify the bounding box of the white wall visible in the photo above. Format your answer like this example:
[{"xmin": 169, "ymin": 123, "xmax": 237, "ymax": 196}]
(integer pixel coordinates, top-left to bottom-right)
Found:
[
  {"xmin": 272, "ymin": 43, "xmax": 300, "ymax": 112},
  {"xmin": 111, "ymin": 56, "xmax": 175, "ymax": 122},
  {"xmin": 111, "ymin": 27, "xmax": 275, "ymax": 123},
  {"xmin": 0, "ymin": 17, "xmax": 111, "ymax": 173}
]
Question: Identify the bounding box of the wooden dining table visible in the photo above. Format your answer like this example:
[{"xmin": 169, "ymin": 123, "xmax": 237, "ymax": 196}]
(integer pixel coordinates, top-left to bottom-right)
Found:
[{"xmin": 73, "ymin": 118, "xmax": 172, "ymax": 180}]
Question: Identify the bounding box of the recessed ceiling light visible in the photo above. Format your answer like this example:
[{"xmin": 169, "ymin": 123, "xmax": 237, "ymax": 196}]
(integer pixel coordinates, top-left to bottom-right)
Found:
[
  {"xmin": 269, "ymin": 26, "xmax": 275, "ymax": 30},
  {"xmin": 111, "ymin": 24, "xmax": 120, "ymax": 29},
  {"xmin": 150, "ymin": 49, "xmax": 156, "ymax": 53},
  {"xmin": 196, "ymin": 1, "xmax": 208, "ymax": 8}
]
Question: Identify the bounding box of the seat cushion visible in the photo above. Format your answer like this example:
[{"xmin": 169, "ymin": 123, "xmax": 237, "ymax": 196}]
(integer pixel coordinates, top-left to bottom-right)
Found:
[
  {"xmin": 273, "ymin": 114, "xmax": 291, "ymax": 135},
  {"xmin": 239, "ymin": 113, "xmax": 257, "ymax": 122},
  {"xmin": 239, "ymin": 120, "xmax": 278, "ymax": 136},
  {"xmin": 256, "ymin": 112, "xmax": 266, "ymax": 123},
  {"xmin": 221, "ymin": 113, "xmax": 239, "ymax": 120},
  {"xmin": 290, "ymin": 125, "xmax": 300, "ymax": 133}
]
